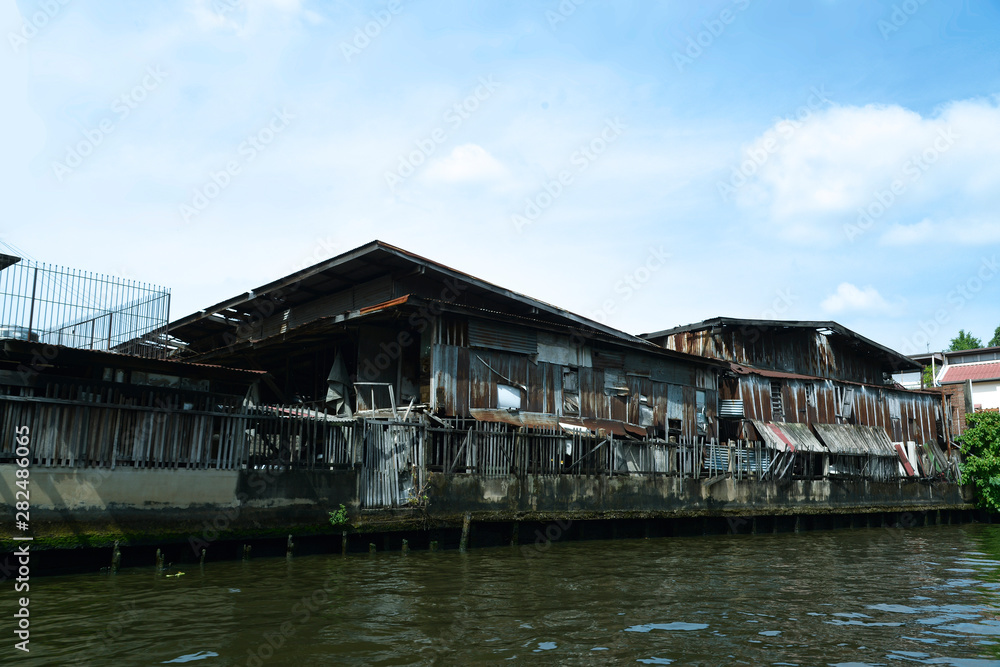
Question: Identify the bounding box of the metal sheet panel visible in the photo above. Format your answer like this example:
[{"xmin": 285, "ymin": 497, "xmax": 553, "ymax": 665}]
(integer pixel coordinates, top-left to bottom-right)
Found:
[
  {"xmin": 468, "ymin": 318, "xmax": 537, "ymax": 355},
  {"xmin": 719, "ymin": 399, "xmax": 744, "ymax": 417},
  {"xmin": 749, "ymin": 419, "xmax": 827, "ymax": 453},
  {"xmin": 812, "ymin": 423, "xmax": 896, "ymax": 456}
]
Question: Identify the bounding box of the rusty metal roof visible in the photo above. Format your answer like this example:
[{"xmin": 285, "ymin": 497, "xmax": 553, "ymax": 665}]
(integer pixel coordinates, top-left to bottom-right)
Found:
[
  {"xmin": 812, "ymin": 423, "xmax": 897, "ymax": 457},
  {"xmin": 0, "ymin": 339, "xmax": 266, "ymax": 381},
  {"xmin": 169, "ymin": 240, "xmax": 655, "ymax": 353},
  {"xmin": 749, "ymin": 419, "xmax": 827, "ymax": 453},
  {"xmin": 642, "ymin": 317, "xmax": 920, "ymax": 373},
  {"xmin": 729, "ymin": 361, "xmax": 939, "ymax": 394}
]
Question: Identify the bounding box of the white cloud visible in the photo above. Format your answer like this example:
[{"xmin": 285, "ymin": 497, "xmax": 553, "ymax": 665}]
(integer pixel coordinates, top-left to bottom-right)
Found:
[
  {"xmin": 731, "ymin": 98, "xmax": 1000, "ymax": 244},
  {"xmin": 423, "ymin": 144, "xmax": 508, "ymax": 184},
  {"xmin": 821, "ymin": 283, "xmax": 899, "ymax": 315},
  {"xmin": 879, "ymin": 217, "xmax": 1000, "ymax": 246},
  {"xmin": 880, "ymin": 218, "xmax": 936, "ymax": 246}
]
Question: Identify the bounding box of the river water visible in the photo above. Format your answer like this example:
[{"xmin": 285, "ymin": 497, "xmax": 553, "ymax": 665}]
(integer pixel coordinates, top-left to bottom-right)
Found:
[{"xmin": 12, "ymin": 523, "xmax": 1000, "ymax": 666}]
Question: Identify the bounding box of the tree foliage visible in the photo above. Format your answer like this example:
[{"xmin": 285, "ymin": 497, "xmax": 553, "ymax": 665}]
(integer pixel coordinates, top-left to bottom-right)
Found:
[
  {"xmin": 921, "ymin": 366, "xmax": 936, "ymax": 387},
  {"xmin": 950, "ymin": 329, "xmax": 982, "ymax": 351},
  {"xmin": 990, "ymin": 325, "xmax": 1000, "ymax": 348},
  {"xmin": 959, "ymin": 411, "xmax": 1000, "ymax": 512}
]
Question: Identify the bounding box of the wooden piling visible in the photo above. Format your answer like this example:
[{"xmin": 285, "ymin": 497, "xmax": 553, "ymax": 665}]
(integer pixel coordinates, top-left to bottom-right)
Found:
[
  {"xmin": 286, "ymin": 534, "xmax": 295, "ymax": 558},
  {"xmin": 111, "ymin": 541, "xmax": 121, "ymax": 574},
  {"xmin": 401, "ymin": 539, "xmax": 409, "ymax": 555},
  {"xmin": 199, "ymin": 548, "xmax": 206, "ymax": 566},
  {"xmin": 155, "ymin": 549, "xmax": 164, "ymax": 572},
  {"xmin": 369, "ymin": 542, "xmax": 376, "ymax": 554},
  {"xmin": 242, "ymin": 544, "xmax": 251, "ymax": 560},
  {"xmin": 429, "ymin": 540, "xmax": 438, "ymax": 552},
  {"xmin": 341, "ymin": 531, "xmax": 348, "ymax": 556},
  {"xmin": 459, "ymin": 512, "xmax": 471, "ymax": 553},
  {"xmin": 510, "ymin": 522, "xmax": 519, "ymax": 546}
]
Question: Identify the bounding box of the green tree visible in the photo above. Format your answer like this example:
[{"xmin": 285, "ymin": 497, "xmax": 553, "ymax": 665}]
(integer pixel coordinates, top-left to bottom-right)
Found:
[
  {"xmin": 950, "ymin": 329, "xmax": 982, "ymax": 351},
  {"xmin": 922, "ymin": 366, "xmax": 936, "ymax": 387},
  {"xmin": 960, "ymin": 411, "xmax": 1000, "ymax": 512},
  {"xmin": 990, "ymin": 325, "xmax": 1000, "ymax": 348}
]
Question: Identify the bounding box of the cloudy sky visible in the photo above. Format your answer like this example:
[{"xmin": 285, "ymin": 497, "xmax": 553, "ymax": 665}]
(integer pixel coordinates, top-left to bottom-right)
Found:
[{"xmin": 3, "ymin": 0, "xmax": 999, "ymax": 355}]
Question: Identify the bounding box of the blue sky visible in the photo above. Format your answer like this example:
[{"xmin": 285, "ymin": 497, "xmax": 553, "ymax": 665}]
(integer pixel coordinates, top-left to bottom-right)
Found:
[{"xmin": 3, "ymin": 0, "xmax": 999, "ymax": 355}]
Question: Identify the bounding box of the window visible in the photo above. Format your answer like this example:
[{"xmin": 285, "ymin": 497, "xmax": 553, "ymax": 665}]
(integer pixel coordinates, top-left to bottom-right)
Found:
[
  {"xmin": 563, "ymin": 368, "xmax": 580, "ymax": 416},
  {"xmin": 497, "ymin": 384, "xmax": 521, "ymax": 410},
  {"xmin": 770, "ymin": 381, "xmax": 784, "ymax": 421},
  {"xmin": 696, "ymin": 390, "xmax": 707, "ymax": 434}
]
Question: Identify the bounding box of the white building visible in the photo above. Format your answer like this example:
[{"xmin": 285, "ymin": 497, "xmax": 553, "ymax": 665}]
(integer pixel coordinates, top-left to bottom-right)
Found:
[{"xmin": 899, "ymin": 347, "xmax": 1000, "ymax": 411}]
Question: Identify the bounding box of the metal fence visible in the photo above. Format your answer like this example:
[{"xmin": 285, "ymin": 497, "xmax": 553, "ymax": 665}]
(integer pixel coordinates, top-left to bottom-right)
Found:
[
  {"xmin": 0, "ymin": 256, "xmax": 170, "ymax": 358},
  {"xmin": 0, "ymin": 384, "xmax": 962, "ymax": 510}
]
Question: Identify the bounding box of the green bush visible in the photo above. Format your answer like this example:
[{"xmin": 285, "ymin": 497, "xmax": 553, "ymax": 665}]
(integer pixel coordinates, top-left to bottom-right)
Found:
[
  {"xmin": 959, "ymin": 411, "xmax": 1000, "ymax": 512},
  {"xmin": 328, "ymin": 504, "xmax": 349, "ymax": 526}
]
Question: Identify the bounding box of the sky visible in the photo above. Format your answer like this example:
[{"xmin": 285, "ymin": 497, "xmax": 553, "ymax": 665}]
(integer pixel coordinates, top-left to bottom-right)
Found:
[{"xmin": 2, "ymin": 0, "xmax": 1000, "ymax": 356}]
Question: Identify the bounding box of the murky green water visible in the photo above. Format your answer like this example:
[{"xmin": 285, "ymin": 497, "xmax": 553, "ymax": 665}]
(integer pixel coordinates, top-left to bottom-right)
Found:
[{"xmin": 11, "ymin": 524, "xmax": 1000, "ymax": 666}]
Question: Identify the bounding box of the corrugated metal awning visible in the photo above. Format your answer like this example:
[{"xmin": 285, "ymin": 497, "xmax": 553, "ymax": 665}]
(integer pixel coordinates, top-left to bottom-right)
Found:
[
  {"xmin": 812, "ymin": 423, "xmax": 896, "ymax": 457},
  {"xmin": 749, "ymin": 419, "xmax": 827, "ymax": 453}
]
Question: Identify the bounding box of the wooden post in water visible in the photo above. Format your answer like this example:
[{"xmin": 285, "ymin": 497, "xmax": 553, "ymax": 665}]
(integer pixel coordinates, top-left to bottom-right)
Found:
[
  {"xmin": 429, "ymin": 540, "xmax": 439, "ymax": 552},
  {"xmin": 341, "ymin": 531, "xmax": 348, "ymax": 556},
  {"xmin": 242, "ymin": 544, "xmax": 251, "ymax": 560},
  {"xmin": 111, "ymin": 541, "xmax": 121, "ymax": 574},
  {"xmin": 200, "ymin": 549, "xmax": 206, "ymax": 566},
  {"xmin": 401, "ymin": 539, "xmax": 409, "ymax": 555},
  {"xmin": 510, "ymin": 522, "xmax": 519, "ymax": 547},
  {"xmin": 460, "ymin": 512, "xmax": 471, "ymax": 553},
  {"xmin": 369, "ymin": 542, "xmax": 377, "ymax": 554},
  {"xmin": 794, "ymin": 516, "xmax": 801, "ymax": 533},
  {"xmin": 286, "ymin": 534, "xmax": 295, "ymax": 558}
]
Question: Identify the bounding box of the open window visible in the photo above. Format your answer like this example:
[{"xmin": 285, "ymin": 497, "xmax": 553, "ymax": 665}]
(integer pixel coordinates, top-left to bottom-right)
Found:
[{"xmin": 563, "ymin": 368, "xmax": 580, "ymax": 416}]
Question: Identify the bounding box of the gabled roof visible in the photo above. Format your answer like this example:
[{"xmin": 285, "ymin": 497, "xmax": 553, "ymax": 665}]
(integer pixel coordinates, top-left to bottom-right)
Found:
[
  {"xmin": 641, "ymin": 316, "xmax": 920, "ymax": 373},
  {"xmin": 940, "ymin": 361, "xmax": 1000, "ymax": 384},
  {"xmin": 168, "ymin": 241, "xmax": 724, "ymax": 368}
]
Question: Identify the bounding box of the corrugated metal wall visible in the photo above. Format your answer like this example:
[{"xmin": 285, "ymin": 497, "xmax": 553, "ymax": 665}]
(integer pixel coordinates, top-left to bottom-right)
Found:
[
  {"xmin": 663, "ymin": 328, "xmax": 888, "ymax": 385},
  {"xmin": 431, "ymin": 342, "xmax": 717, "ymax": 438},
  {"xmin": 738, "ymin": 374, "xmax": 944, "ymax": 444}
]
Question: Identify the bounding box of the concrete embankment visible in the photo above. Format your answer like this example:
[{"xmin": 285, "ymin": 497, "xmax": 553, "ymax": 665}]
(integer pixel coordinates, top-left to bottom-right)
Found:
[{"xmin": 0, "ymin": 465, "xmax": 978, "ymax": 576}]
